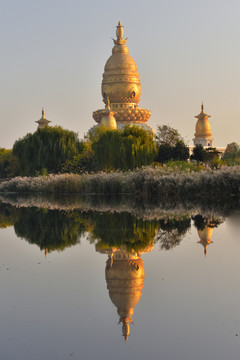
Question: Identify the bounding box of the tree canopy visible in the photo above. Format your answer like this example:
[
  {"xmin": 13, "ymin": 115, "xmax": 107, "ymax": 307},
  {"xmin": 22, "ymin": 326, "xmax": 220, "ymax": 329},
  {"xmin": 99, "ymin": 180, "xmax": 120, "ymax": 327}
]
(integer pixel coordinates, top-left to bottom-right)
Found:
[
  {"xmin": 13, "ymin": 126, "xmax": 83, "ymax": 175},
  {"xmin": 92, "ymin": 125, "xmax": 157, "ymax": 171},
  {"xmin": 156, "ymin": 125, "xmax": 184, "ymax": 147}
]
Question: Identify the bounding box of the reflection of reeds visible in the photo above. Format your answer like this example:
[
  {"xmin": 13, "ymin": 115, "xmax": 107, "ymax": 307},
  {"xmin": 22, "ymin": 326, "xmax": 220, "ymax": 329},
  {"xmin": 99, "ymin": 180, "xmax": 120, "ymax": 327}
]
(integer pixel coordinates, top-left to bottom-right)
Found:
[
  {"xmin": 0, "ymin": 166, "xmax": 240, "ymax": 203},
  {"xmin": 0, "ymin": 192, "xmax": 234, "ymax": 220}
]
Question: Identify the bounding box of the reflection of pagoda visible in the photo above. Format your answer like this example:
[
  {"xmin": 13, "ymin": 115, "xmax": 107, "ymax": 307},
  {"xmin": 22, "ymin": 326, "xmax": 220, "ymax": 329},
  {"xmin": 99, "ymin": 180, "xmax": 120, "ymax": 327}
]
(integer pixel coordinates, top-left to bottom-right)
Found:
[
  {"xmin": 96, "ymin": 244, "xmax": 153, "ymax": 341},
  {"xmin": 197, "ymin": 226, "xmax": 213, "ymax": 256}
]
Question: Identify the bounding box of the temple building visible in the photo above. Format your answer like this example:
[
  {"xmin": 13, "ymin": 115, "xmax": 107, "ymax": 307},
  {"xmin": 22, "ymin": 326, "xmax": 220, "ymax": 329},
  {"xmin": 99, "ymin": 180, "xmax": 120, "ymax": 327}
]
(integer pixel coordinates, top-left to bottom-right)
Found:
[
  {"xmin": 92, "ymin": 22, "xmax": 152, "ymax": 132},
  {"xmin": 96, "ymin": 244, "xmax": 153, "ymax": 341},
  {"xmin": 35, "ymin": 108, "xmax": 51, "ymax": 129},
  {"xmin": 193, "ymin": 102, "xmax": 213, "ymax": 147}
]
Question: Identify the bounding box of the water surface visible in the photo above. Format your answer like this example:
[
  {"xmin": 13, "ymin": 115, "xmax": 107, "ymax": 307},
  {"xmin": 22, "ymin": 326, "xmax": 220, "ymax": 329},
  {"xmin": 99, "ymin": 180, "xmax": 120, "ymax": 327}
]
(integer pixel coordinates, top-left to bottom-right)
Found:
[{"xmin": 0, "ymin": 198, "xmax": 240, "ymax": 360}]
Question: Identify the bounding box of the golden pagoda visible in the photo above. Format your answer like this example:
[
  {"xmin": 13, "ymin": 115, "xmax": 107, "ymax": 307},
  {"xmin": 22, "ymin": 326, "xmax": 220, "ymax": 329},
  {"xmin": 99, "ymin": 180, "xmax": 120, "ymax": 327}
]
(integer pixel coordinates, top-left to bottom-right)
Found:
[
  {"xmin": 197, "ymin": 226, "xmax": 213, "ymax": 256},
  {"xmin": 92, "ymin": 22, "xmax": 152, "ymax": 131},
  {"xmin": 35, "ymin": 107, "xmax": 51, "ymax": 129},
  {"xmin": 96, "ymin": 244, "xmax": 153, "ymax": 341},
  {"xmin": 193, "ymin": 102, "xmax": 213, "ymax": 147}
]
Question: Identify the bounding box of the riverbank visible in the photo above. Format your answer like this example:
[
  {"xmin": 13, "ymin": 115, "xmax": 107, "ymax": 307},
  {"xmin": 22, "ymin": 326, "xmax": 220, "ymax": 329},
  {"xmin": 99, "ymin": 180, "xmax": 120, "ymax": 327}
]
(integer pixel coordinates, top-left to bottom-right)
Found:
[{"xmin": 0, "ymin": 166, "xmax": 240, "ymax": 202}]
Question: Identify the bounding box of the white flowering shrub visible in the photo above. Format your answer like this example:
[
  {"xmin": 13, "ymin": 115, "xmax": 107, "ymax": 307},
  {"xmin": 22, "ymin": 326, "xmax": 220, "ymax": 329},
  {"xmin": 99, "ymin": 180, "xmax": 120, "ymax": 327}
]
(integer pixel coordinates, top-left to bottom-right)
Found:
[{"xmin": 0, "ymin": 166, "xmax": 240, "ymax": 201}]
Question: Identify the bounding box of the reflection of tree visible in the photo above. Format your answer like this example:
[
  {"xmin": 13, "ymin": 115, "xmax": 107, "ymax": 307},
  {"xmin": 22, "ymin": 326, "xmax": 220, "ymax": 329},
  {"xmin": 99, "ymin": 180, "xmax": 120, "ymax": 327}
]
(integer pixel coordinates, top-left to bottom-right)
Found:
[
  {"xmin": 157, "ymin": 218, "xmax": 191, "ymax": 250},
  {"xmin": 14, "ymin": 208, "xmax": 89, "ymax": 252},
  {"xmin": 192, "ymin": 214, "xmax": 223, "ymax": 230},
  {"xmin": 87, "ymin": 212, "xmax": 160, "ymax": 252},
  {"xmin": 0, "ymin": 201, "xmax": 226, "ymax": 255},
  {"xmin": 0, "ymin": 203, "xmax": 17, "ymax": 228}
]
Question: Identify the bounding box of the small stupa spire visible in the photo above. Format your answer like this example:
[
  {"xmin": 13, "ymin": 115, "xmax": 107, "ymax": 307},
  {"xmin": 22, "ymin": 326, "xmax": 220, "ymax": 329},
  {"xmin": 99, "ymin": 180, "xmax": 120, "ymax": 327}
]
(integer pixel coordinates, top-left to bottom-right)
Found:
[
  {"xmin": 36, "ymin": 107, "xmax": 52, "ymax": 129},
  {"xmin": 201, "ymin": 101, "xmax": 204, "ymax": 112},
  {"xmin": 113, "ymin": 21, "xmax": 128, "ymax": 45}
]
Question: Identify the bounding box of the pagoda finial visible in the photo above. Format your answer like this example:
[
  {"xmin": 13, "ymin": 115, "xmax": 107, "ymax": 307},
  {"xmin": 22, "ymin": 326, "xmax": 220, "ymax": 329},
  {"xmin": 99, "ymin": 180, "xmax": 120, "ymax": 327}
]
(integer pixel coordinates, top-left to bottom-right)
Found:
[
  {"xmin": 113, "ymin": 21, "xmax": 128, "ymax": 45},
  {"xmin": 42, "ymin": 107, "xmax": 45, "ymax": 119},
  {"xmin": 201, "ymin": 102, "xmax": 204, "ymax": 112}
]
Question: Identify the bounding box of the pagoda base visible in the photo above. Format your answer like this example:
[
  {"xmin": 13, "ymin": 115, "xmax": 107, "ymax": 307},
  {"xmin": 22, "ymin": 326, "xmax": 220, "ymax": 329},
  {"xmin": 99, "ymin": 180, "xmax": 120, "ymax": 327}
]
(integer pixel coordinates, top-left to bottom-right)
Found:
[{"xmin": 93, "ymin": 106, "xmax": 151, "ymax": 124}]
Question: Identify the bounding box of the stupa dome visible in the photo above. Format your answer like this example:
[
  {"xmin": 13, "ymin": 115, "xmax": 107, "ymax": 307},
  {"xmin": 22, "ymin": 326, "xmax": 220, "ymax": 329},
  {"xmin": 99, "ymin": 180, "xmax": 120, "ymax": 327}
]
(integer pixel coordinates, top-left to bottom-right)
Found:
[
  {"xmin": 194, "ymin": 102, "xmax": 212, "ymax": 138},
  {"xmin": 102, "ymin": 31, "xmax": 141, "ymax": 105},
  {"xmin": 93, "ymin": 22, "xmax": 151, "ymax": 128},
  {"xmin": 193, "ymin": 102, "xmax": 213, "ymax": 147},
  {"xmin": 100, "ymin": 100, "xmax": 117, "ymax": 130}
]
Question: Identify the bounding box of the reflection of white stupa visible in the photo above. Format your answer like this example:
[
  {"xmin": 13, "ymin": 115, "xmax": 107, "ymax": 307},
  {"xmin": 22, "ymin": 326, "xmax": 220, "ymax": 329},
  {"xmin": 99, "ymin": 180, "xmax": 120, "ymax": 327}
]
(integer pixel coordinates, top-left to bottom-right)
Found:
[
  {"xmin": 197, "ymin": 226, "xmax": 213, "ymax": 256},
  {"xmin": 96, "ymin": 244, "xmax": 152, "ymax": 341}
]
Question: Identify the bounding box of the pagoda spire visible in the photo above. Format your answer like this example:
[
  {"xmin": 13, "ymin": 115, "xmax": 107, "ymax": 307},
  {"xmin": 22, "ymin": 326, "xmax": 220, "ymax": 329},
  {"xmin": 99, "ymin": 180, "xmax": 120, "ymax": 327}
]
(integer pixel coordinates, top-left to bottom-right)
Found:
[
  {"xmin": 113, "ymin": 21, "xmax": 128, "ymax": 45},
  {"xmin": 35, "ymin": 107, "xmax": 52, "ymax": 129}
]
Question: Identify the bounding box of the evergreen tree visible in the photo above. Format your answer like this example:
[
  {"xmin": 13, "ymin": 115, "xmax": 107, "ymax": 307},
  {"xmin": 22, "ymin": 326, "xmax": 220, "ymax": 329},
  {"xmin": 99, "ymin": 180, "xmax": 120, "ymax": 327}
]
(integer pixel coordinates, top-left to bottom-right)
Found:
[
  {"xmin": 172, "ymin": 141, "xmax": 189, "ymax": 161},
  {"xmin": 191, "ymin": 144, "xmax": 207, "ymax": 163}
]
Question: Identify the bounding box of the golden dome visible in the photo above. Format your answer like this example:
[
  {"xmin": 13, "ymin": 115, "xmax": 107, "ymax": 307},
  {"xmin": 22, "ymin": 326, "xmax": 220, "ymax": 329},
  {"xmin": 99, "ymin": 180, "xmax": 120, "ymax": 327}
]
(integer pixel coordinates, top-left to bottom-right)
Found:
[
  {"xmin": 194, "ymin": 102, "xmax": 212, "ymax": 138},
  {"xmin": 100, "ymin": 100, "xmax": 117, "ymax": 130},
  {"xmin": 102, "ymin": 21, "xmax": 141, "ymax": 105},
  {"xmin": 93, "ymin": 22, "xmax": 151, "ymax": 126}
]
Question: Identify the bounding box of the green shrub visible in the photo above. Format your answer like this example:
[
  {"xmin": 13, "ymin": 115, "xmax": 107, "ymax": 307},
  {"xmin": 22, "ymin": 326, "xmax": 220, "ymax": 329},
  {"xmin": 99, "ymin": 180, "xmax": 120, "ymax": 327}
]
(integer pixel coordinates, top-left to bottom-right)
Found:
[{"xmin": 0, "ymin": 148, "xmax": 19, "ymax": 178}]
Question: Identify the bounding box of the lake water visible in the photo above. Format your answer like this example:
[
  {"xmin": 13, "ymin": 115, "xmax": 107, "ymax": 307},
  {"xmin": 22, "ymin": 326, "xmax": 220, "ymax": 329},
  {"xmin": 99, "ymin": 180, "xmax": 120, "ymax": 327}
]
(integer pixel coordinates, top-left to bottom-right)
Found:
[{"xmin": 0, "ymin": 196, "xmax": 240, "ymax": 360}]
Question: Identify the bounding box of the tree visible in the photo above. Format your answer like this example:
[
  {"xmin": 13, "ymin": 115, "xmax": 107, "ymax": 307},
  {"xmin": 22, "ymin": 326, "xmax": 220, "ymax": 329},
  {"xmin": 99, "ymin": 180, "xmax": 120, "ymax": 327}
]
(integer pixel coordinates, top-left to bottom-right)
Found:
[
  {"xmin": 13, "ymin": 126, "xmax": 83, "ymax": 176},
  {"xmin": 61, "ymin": 142, "xmax": 96, "ymax": 173},
  {"xmin": 156, "ymin": 144, "xmax": 173, "ymax": 163},
  {"xmin": 156, "ymin": 125, "xmax": 184, "ymax": 147},
  {"xmin": 190, "ymin": 144, "xmax": 207, "ymax": 163},
  {"xmin": 0, "ymin": 148, "xmax": 19, "ymax": 178},
  {"xmin": 92, "ymin": 125, "xmax": 157, "ymax": 171},
  {"xmin": 172, "ymin": 141, "xmax": 189, "ymax": 161},
  {"xmin": 205, "ymin": 147, "xmax": 220, "ymax": 162}
]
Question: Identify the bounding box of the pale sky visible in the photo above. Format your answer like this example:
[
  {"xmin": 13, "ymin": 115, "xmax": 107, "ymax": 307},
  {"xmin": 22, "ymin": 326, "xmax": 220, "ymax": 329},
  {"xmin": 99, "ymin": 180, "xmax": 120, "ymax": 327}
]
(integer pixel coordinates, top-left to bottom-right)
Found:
[{"xmin": 1, "ymin": 0, "xmax": 240, "ymax": 148}]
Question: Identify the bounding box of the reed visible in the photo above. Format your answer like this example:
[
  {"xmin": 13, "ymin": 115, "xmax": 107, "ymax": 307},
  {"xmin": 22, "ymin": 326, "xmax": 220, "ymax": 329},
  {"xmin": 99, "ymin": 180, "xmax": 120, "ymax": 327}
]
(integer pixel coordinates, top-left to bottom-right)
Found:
[{"xmin": 0, "ymin": 166, "xmax": 240, "ymax": 201}]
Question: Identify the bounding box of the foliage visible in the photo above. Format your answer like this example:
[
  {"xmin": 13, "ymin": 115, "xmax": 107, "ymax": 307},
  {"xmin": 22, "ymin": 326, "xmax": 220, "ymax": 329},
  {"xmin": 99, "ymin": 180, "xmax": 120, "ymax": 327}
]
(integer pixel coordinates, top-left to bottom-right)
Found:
[
  {"xmin": 191, "ymin": 145, "xmax": 220, "ymax": 167},
  {"xmin": 205, "ymin": 147, "xmax": 221, "ymax": 163},
  {"xmin": 14, "ymin": 207, "xmax": 88, "ymax": 252},
  {"xmin": 192, "ymin": 214, "xmax": 223, "ymax": 230},
  {"xmin": 156, "ymin": 144, "xmax": 173, "ymax": 163},
  {"xmin": 158, "ymin": 217, "xmax": 191, "ymax": 250},
  {"xmin": 0, "ymin": 148, "xmax": 19, "ymax": 178},
  {"xmin": 88, "ymin": 212, "xmax": 159, "ymax": 251},
  {"xmin": 13, "ymin": 126, "xmax": 83, "ymax": 176},
  {"xmin": 61, "ymin": 142, "xmax": 96, "ymax": 173},
  {"xmin": 190, "ymin": 144, "xmax": 207, "ymax": 163},
  {"xmin": 164, "ymin": 161, "xmax": 204, "ymax": 172},
  {"xmin": 172, "ymin": 141, "xmax": 189, "ymax": 161},
  {"xmin": 0, "ymin": 203, "xmax": 17, "ymax": 228},
  {"xmin": 155, "ymin": 125, "xmax": 189, "ymax": 163},
  {"xmin": 91, "ymin": 126, "xmax": 157, "ymax": 171},
  {"xmin": 92, "ymin": 126, "xmax": 156, "ymax": 171},
  {"xmin": 222, "ymin": 142, "xmax": 240, "ymax": 164},
  {"xmin": 156, "ymin": 125, "xmax": 184, "ymax": 147}
]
